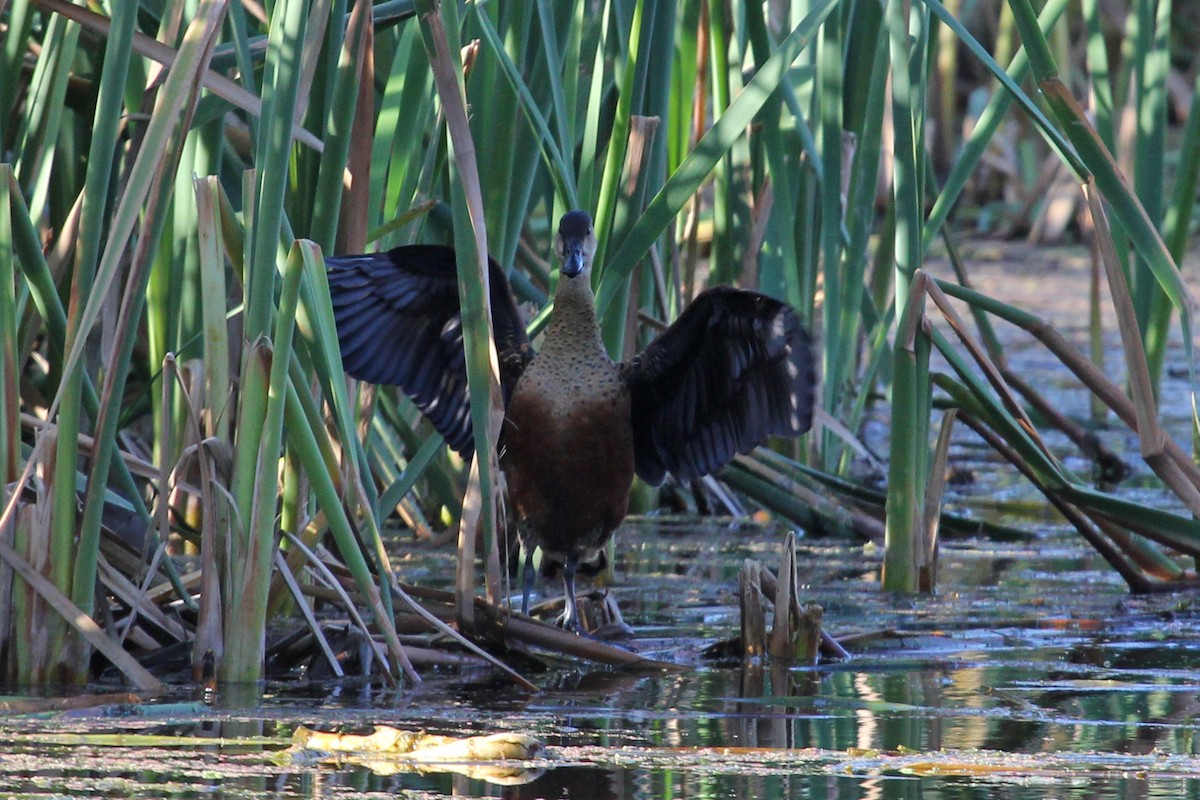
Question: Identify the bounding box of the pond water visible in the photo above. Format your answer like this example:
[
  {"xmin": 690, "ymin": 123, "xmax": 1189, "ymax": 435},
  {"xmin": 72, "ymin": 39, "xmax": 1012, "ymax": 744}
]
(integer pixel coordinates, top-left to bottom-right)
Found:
[
  {"xmin": 3, "ymin": 244, "xmax": 1199, "ymax": 798},
  {"xmin": 2, "ymin": 521, "xmax": 1199, "ymax": 800}
]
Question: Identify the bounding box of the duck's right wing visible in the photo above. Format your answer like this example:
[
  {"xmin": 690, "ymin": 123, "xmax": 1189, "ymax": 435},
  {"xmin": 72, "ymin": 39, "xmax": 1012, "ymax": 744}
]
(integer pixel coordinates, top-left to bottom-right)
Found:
[{"xmin": 325, "ymin": 245, "xmax": 531, "ymax": 456}]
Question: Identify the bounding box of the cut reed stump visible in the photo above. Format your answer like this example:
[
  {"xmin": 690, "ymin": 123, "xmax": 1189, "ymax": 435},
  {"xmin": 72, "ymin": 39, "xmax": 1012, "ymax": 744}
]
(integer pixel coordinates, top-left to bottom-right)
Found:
[{"xmin": 736, "ymin": 533, "xmax": 848, "ymax": 664}]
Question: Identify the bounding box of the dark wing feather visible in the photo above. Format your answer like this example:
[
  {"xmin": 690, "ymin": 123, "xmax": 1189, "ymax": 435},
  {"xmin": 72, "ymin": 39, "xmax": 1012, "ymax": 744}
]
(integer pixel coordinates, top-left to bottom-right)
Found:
[
  {"xmin": 325, "ymin": 245, "xmax": 532, "ymax": 456},
  {"xmin": 624, "ymin": 286, "xmax": 815, "ymax": 485}
]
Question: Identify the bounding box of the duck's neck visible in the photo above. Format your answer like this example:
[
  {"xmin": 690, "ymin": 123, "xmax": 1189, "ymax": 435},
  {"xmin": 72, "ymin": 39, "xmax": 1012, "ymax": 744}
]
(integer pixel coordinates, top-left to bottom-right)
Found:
[{"xmin": 543, "ymin": 274, "xmax": 607, "ymax": 359}]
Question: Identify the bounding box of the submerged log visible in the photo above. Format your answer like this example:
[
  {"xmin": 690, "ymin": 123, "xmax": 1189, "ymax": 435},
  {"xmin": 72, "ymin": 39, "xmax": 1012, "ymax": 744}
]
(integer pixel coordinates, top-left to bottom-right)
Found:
[{"xmin": 284, "ymin": 725, "xmax": 547, "ymax": 786}]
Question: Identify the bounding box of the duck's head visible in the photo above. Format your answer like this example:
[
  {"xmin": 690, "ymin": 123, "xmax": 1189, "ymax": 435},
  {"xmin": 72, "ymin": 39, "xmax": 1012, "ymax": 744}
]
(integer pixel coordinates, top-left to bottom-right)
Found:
[{"xmin": 556, "ymin": 210, "xmax": 596, "ymax": 279}]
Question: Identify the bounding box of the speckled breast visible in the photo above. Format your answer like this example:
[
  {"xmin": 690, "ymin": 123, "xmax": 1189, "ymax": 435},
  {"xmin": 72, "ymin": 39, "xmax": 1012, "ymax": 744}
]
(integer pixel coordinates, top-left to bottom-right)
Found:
[{"xmin": 500, "ymin": 353, "xmax": 636, "ymax": 560}]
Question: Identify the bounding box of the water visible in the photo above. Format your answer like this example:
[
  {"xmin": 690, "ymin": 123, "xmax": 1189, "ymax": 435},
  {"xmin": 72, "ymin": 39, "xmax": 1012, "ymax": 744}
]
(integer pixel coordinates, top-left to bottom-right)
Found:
[
  {"xmin": 2, "ymin": 522, "xmax": 1199, "ymax": 799},
  {"xmin": 3, "ymin": 245, "xmax": 1199, "ymax": 798}
]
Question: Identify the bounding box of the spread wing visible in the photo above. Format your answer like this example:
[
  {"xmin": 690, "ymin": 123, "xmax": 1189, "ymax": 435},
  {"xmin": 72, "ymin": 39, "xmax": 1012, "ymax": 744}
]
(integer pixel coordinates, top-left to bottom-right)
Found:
[
  {"xmin": 325, "ymin": 245, "xmax": 532, "ymax": 455},
  {"xmin": 624, "ymin": 286, "xmax": 815, "ymax": 485}
]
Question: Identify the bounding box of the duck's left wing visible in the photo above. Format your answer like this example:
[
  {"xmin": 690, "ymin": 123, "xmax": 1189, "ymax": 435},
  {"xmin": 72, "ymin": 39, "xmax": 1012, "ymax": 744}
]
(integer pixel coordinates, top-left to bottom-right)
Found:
[{"xmin": 623, "ymin": 287, "xmax": 815, "ymax": 486}]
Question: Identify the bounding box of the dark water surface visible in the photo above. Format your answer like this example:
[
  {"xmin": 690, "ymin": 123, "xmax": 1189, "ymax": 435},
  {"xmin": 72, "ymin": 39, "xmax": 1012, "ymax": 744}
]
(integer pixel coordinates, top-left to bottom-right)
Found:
[
  {"xmin": 2, "ymin": 521, "xmax": 1200, "ymax": 800},
  {"xmin": 4, "ymin": 245, "xmax": 1199, "ymax": 798}
]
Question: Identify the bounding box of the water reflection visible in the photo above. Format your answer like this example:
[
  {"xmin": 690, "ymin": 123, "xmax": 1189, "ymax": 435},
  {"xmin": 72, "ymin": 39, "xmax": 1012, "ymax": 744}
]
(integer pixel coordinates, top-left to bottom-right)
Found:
[{"xmin": 3, "ymin": 524, "xmax": 1200, "ymax": 800}]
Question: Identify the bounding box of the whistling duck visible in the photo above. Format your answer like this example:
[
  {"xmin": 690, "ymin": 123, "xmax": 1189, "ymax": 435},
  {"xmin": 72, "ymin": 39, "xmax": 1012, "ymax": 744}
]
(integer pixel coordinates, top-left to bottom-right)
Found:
[{"xmin": 326, "ymin": 211, "xmax": 815, "ymax": 631}]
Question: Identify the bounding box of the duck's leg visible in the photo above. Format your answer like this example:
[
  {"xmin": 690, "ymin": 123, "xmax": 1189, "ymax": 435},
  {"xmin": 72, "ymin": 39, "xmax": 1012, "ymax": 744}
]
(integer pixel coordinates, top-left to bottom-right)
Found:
[
  {"xmin": 558, "ymin": 552, "xmax": 582, "ymax": 631},
  {"xmin": 521, "ymin": 548, "xmax": 536, "ymax": 615}
]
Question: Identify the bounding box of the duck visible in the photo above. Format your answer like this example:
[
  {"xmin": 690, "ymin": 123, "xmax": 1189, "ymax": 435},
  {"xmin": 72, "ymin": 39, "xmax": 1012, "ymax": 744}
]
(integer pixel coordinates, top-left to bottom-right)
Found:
[{"xmin": 326, "ymin": 210, "xmax": 815, "ymax": 631}]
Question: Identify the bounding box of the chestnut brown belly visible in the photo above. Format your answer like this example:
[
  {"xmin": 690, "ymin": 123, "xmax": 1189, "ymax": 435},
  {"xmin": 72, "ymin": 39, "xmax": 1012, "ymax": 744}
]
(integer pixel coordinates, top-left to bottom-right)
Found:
[{"xmin": 500, "ymin": 392, "xmax": 635, "ymax": 561}]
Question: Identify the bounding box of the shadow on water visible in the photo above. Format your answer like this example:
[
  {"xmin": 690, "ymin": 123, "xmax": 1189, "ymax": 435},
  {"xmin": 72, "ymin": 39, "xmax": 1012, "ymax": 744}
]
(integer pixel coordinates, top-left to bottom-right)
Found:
[{"xmin": 4, "ymin": 247, "xmax": 1200, "ymax": 799}]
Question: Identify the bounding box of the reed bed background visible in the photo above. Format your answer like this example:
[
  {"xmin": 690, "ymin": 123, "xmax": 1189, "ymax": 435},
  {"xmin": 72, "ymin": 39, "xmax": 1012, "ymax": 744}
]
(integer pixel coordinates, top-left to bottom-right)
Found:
[{"xmin": 1, "ymin": 0, "xmax": 1199, "ymax": 687}]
